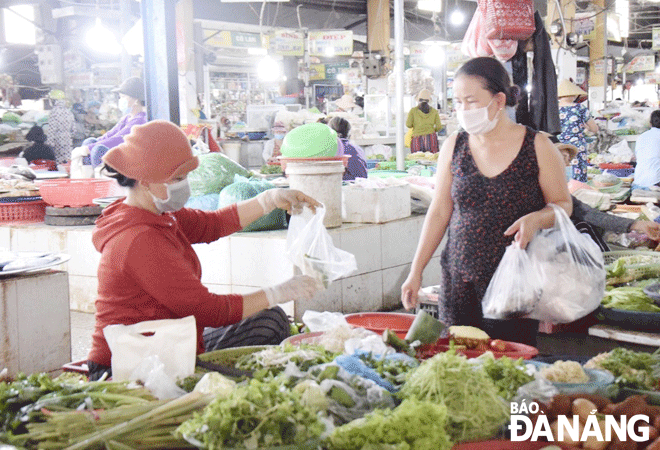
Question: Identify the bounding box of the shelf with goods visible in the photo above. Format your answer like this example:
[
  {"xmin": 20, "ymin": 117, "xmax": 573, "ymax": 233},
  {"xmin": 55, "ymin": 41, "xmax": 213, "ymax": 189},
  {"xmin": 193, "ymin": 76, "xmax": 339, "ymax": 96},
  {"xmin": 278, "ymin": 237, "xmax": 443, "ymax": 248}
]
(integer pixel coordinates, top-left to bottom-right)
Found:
[{"xmin": 207, "ymin": 69, "xmax": 280, "ymax": 126}]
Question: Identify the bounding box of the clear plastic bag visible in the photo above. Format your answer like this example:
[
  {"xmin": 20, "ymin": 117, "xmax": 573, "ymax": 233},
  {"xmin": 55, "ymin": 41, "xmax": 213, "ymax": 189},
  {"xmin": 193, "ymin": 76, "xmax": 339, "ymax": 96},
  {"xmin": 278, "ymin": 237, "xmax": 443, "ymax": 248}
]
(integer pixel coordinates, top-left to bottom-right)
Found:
[
  {"xmin": 286, "ymin": 206, "xmax": 357, "ymax": 287},
  {"xmin": 482, "ymin": 242, "xmax": 544, "ymax": 319},
  {"xmin": 526, "ymin": 204, "xmax": 606, "ymax": 323}
]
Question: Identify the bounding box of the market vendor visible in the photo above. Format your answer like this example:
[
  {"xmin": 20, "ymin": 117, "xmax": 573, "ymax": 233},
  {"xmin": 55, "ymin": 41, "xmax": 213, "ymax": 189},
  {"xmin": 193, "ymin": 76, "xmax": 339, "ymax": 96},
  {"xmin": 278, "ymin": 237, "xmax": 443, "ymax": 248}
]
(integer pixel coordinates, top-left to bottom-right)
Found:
[
  {"xmin": 406, "ymin": 89, "xmax": 442, "ymax": 153},
  {"xmin": 401, "ymin": 57, "xmax": 572, "ymax": 347},
  {"xmin": 72, "ymin": 77, "xmax": 147, "ymax": 168},
  {"xmin": 262, "ymin": 121, "xmax": 287, "ymax": 163},
  {"xmin": 335, "ymin": 94, "xmax": 362, "ymax": 115},
  {"xmin": 556, "ymin": 141, "xmax": 660, "ymax": 251},
  {"xmin": 557, "ymin": 79, "xmax": 599, "ymax": 182},
  {"xmin": 87, "ymin": 120, "xmax": 322, "ymax": 381},
  {"xmin": 328, "ymin": 116, "xmax": 367, "ymax": 181},
  {"xmin": 22, "ymin": 125, "xmax": 56, "ymax": 164},
  {"xmin": 632, "ymin": 110, "xmax": 660, "ymax": 189}
]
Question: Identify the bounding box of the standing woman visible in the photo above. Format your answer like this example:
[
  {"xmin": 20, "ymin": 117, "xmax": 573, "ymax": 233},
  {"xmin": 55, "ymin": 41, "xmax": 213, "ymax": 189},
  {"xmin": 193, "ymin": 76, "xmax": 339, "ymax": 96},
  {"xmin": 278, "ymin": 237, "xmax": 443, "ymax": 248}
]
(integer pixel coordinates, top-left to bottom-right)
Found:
[
  {"xmin": 87, "ymin": 120, "xmax": 322, "ymax": 381},
  {"xmin": 400, "ymin": 57, "xmax": 572, "ymax": 346},
  {"xmin": 557, "ymin": 79, "xmax": 599, "ymax": 182},
  {"xmin": 406, "ymin": 89, "xmax": 442, "ymax": 153},
  {"xmin": 328, "ymin": 116, "xmax": 367, "ymax": 181},
  {"xmin": 45, "ymin": 90, "xmax": 76, "ymax": 164}
]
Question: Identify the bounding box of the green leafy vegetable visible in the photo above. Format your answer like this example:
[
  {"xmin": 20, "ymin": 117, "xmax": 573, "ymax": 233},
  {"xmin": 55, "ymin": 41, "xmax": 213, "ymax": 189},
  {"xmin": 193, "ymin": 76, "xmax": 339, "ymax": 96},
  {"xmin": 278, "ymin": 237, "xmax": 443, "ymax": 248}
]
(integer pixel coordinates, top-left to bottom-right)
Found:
[
  {"xmin": 601, "ymin": 286, "xmax": 660, "ymax": 312},
  {"xmin": 325, "ymin": 398, "xmax": 453, "ymax": 450},
  {"xmin": 399, "ymin": 349, "xmax": 509, "ymax": 443},
  {"xmin": 234, "ymin": 343, "xmax": 338, "ymax": 379},
  {"xmin": 478, "ymin": 354, "xmax": 534, "ymax": 401},
  {"xmin": 589, "ymin": 348, "xmax": 660, "ymax": 390},
  {"xmin": 176, "ymin": 378, "xmax": 326, "ymax": 449}
]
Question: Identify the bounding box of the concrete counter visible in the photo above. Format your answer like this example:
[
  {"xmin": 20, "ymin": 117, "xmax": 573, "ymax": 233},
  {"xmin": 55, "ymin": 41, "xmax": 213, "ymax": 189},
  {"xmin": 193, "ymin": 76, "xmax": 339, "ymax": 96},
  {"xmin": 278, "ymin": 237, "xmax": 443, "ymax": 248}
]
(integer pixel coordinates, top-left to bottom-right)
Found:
[{"xmin": 1, "ymin": 214, "xmax": 442, "ymax": 320}]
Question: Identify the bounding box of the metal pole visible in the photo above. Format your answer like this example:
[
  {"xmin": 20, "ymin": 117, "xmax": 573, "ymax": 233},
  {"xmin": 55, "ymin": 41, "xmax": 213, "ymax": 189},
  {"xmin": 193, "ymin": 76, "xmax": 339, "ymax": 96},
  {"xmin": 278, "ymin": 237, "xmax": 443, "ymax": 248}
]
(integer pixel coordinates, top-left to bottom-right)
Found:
[
  {"xmin": 603, "ymin": 9, "xmax": 608, "ymax": 108},
  {"xmin": 394, "ymin": 0, "xmax": 405, "ymax": 171}
]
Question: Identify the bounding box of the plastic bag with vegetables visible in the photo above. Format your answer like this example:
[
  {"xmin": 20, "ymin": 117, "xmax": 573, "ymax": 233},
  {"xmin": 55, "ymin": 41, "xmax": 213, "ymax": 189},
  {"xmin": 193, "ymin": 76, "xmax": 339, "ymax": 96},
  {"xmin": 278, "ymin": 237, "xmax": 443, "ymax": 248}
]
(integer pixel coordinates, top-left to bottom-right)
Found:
[{"xmin": 286, "ymin": 206, "xmax": 357, "ymax": 287}]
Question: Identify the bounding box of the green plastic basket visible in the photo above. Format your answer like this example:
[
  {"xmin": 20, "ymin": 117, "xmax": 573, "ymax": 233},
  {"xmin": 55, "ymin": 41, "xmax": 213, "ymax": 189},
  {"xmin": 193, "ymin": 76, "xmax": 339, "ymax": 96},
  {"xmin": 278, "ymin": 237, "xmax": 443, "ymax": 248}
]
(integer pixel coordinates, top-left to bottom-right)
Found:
[
  {"xmin": 196, "ymin": 345, "xmax": 271, "ymax": 373},
  {"xmin": 603, "ymin": 250, "xmax": 660, "ymax": 285}
]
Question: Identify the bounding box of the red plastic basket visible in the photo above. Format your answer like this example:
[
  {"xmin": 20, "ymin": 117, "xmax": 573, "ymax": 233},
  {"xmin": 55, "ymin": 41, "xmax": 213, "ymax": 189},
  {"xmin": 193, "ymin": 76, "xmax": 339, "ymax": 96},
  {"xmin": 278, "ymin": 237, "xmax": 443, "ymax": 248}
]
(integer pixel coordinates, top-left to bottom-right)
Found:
[
  {"xmin": 0, "ymin": 200, "xmax": 46, "ymax": 223},
  {"xmin": 344, "ymin": 312, "xmax": 415, "ymax": 339},
  {"xmin": 38, "ymin": 178, "xmax": 115, "ymax": 208}
]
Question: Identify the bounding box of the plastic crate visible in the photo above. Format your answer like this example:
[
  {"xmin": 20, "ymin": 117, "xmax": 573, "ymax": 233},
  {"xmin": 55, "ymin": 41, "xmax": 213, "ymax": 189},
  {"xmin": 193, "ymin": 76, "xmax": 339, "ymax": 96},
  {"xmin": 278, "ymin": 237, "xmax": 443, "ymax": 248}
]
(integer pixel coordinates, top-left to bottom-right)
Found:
[
  {"xmin": 38, "ymin": 178, "xmax": 115, "ymax": 208},
  {"xmin": 0, "ymin": 200, "xmax": 46, "ymax": 224},
  {"xmin": 603, "ymin": 250, "xmax": 660, "ymax": 285},
  {"xmin": 603, "ymin": 168, "xmax": 635, "ymax": 178},
  {"xmin": 416, "ymin": 299, "xmax": 439, "ymax": 319}
]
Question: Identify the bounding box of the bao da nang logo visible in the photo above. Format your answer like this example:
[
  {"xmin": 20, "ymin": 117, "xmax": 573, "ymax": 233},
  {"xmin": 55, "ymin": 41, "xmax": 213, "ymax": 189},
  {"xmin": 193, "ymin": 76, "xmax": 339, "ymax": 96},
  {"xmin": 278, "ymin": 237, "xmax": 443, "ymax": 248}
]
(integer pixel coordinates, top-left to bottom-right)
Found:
[{"xmin": 509, "ymin": 401, "xmax": 650, "ymax": 443}]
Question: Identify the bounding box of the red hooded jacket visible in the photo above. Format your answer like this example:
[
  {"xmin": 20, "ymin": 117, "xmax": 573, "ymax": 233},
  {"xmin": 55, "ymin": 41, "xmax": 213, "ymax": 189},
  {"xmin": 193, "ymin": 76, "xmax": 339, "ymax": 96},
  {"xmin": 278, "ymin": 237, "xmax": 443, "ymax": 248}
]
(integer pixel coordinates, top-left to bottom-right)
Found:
[{"xmin": 88, "ymin": 200, "xmax": 244, "ymax": 367}]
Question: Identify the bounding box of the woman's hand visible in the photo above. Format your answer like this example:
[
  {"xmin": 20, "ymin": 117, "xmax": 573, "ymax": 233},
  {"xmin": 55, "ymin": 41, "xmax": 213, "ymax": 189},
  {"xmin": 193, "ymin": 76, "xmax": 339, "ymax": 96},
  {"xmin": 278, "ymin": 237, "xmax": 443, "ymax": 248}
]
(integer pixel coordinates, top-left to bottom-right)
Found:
[
  {"xmin": 401, "ymin": 273, "xmax": 423, "ymax": 311},
  {"xmin": 257, "ymin": 188, "xmax": 320, "ymax": 215},
  {"xmin": 631, "ymin": 221, "xmax": 660, "ymax": 241},
  {"xmin": 504, "ymin": 211, "xmax": 546, "ymax": 249}
]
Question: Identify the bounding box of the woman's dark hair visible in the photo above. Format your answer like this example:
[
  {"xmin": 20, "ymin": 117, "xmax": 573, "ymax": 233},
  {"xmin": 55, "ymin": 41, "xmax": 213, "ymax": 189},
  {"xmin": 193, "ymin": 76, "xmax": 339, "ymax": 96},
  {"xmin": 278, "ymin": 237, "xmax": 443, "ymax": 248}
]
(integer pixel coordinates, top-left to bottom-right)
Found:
[
  {"xmin": 456, "ymin": 57, "xmax": 519, "ymax": 107},
  {"xmin": 101, "ymin": 163, "xmax": 137, "ymax": 188},
  {"xmin": 419, "ymin": 102, "xmax": 430, "ymax": 114},
  {"xmin": 651, "ymin": 110, "xmax": 660, "ymax": 129},
  {"xmin": 26, "ymin": 125, "xmax": 47, "ymax": 143},
  {"xmin": 328, "ymin": 116, "xmax": 351, "ymax": 139}
]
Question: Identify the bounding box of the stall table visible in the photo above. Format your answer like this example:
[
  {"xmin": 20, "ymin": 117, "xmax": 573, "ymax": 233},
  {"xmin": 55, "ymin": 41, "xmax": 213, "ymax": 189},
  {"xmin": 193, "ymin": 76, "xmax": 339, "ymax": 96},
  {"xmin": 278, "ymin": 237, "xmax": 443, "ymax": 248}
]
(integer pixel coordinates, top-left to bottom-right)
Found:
[{"xmin": 0, "ymin": 214, "xmax": 441, "ymax": 320}]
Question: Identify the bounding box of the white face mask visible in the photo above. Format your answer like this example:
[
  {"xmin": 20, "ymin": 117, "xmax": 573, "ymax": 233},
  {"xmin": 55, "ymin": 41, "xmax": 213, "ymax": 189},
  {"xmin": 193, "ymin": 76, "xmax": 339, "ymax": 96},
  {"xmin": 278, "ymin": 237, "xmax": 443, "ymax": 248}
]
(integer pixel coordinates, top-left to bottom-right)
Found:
[
  {"xmin": 151, "ymin": 179, "xmax": 191, "ymax": 213},
  {"xmin": 118, "ymin": 97, "xmax": 130, "ymax": 114},
  {"xmin": 457, "ymin": 97, "xmax": 500, "ymax": 135}
]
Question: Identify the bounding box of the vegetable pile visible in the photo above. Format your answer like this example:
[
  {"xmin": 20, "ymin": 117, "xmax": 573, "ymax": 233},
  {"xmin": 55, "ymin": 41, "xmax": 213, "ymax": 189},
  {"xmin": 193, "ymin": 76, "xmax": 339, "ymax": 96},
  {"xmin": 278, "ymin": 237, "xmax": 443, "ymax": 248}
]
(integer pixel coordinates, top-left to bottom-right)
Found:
[
  {"xmin": 399, "ymin": 349, "xmax": 510, "ymax": 442},
  {"xmin": 585, "ymin": 348, "xmax": 660, "ymax": 391},
  {"xmin": 602, "ymin": 287, "xmax": 660, "ymax": 313}
]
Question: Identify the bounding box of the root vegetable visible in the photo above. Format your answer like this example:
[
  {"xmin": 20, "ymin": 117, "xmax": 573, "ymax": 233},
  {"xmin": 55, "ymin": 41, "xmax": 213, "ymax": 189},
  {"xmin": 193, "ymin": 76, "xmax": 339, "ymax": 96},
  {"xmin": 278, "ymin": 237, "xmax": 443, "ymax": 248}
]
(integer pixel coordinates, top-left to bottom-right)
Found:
[
  {"xmin": 654, "ymin": 416, "xmax": 660, "ymax": 431},
  {"xmin": 609, "ymin": 395, "xmax": 649, "ymax": 418},
  {"xmin": 573, "ymin": 398, "xmax": 599, "ymax": 423},
  {"xmin": 646, "ymin": 436, "xmax": 660, "ymax": 450},
  {"xmin": 550, "ymin": 419, "xmax": 582, "ymax": 447},
  {"xmin": 568, "ymin": 394, "xmax": 613, "ymax": 411},
  {"xmin": 550, "ymin": 394, "xmax": 573, "ymax": 417},
  {"xmin": 583, "ymin": 434, "xmax": 608, "ymax": 450}
]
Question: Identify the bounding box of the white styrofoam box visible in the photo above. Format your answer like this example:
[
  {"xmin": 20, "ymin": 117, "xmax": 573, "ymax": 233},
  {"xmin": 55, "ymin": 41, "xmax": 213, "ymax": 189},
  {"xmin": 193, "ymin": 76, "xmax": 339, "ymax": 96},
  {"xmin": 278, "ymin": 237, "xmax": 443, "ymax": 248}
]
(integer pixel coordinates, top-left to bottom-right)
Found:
[
  {"xmin": 194, "ymin": 237, "xmax": 232, "ymax": 285},
  {"xmin": 0, "ymin": 271, "xmax": 71, "ymax": 376},
  {"xmin": 381, "ymin": 217, "xmax": 420, "ymax": 268},
  {"xmin": 10, "ymin": 226, "xmax": 68, "ymax": 254},
  {"xmin": 0, "ymin": 226, "xmax": 10, "ymax": 249},
  {"xmin": 36, "ymin": 44, "xmax": 63, "ymax": 85},
  {"xmin": 68, "ymin": 275, "xmax": 98, "ymax": 313},
  {"xmin": 337, "ymin": 224, "xmax": 381, "ymax": 275},
  {"xmin": 341, "ymin": 272, "xmax": 383, "ymax": 313},
  {"xmin": 342, "ymin": 183, "xmax": 411, "ymax": 224}
]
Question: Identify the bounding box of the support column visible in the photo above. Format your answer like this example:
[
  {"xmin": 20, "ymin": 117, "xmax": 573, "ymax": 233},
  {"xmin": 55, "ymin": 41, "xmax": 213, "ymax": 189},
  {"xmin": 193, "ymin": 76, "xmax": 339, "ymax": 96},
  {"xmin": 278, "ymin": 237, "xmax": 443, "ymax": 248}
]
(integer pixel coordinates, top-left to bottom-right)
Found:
[
  {"xmin": 393, "ymin": 0, "xmax": 404, "ymax": 170},
  {"xmin": 176, "ymin": 0, "xmax": 198, "ymax": 126},
  {"xmin": 589, "ymin": 0, "xmax": 606, "ymax": 109},
  {"xmin": 141, "ymin": 0, "xmax": 179, "ymax": 123},
  {"xmin": 367, "ymin": 0, "xmax": 390, "ymax": 60}
]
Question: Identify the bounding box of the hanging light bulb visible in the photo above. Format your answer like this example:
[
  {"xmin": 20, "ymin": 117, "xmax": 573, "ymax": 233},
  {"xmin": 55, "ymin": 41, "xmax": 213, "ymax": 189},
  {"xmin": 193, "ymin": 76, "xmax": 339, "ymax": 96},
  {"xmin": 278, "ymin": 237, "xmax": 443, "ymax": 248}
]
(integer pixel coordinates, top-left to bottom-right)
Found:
[
  {"xmin": 257, "ymin": 55, "xmax": 282, "ymax": 82},
  {"xmin": 450, "ymin": 10, "xmax": 464, "ymax": 26},
  {"xmin": 86, "ymin": 17, "xmax": 121, "ymax": 54},
  {"xmin": 424, "ymin": 44, "xmax": 444, "ymax": 67}
]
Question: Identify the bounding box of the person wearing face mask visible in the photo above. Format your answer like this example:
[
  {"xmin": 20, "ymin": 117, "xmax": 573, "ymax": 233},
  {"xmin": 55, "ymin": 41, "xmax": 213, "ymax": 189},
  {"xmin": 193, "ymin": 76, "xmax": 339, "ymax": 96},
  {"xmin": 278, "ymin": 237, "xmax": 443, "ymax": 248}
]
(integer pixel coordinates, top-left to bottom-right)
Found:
[
  {"xmin": 400, "ymin": 57, "xmax": 572, "ymax": 347},
  {"xmin": 554, "ymin": 141, "xmax": 660, "ymax": 251},
  {"xmin": 87, "ymin": 120, "xmax": 323, "ymax": 381},
  {"xmin": 72, "ymin": 77, "xmax": 147, "ymax": 168},
  {"xmin": 557, "ymin": 79, "xmax": 599, "ymax": 182},
  {"xmin": 262, "ymin": 121, "xmax": 288, "ymax": 164},
  {"xmin": 406, "ymin": 89, "xmax": 442, "ymax": 153}
]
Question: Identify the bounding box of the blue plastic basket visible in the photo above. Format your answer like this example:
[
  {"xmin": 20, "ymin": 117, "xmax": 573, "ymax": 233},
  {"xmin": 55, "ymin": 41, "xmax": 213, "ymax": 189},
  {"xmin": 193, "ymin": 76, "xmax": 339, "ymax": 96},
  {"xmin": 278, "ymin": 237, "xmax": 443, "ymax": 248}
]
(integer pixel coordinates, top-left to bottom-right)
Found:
[
  {"xmin": 604, "ymin": 168, "xmax": 635, "ymax": 178},
  {"xmin": 366, "ymin": 159, "xmax": 380, "ymax": 169}
]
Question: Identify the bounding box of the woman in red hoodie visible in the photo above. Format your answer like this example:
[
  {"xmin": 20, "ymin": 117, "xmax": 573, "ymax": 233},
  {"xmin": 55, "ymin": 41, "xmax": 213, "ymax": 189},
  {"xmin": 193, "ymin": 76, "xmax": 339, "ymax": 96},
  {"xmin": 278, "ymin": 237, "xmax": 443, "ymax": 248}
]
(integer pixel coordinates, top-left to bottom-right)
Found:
[{"xmin": 88, "ymin": 120, "xmax": 321, "ymax": 380}]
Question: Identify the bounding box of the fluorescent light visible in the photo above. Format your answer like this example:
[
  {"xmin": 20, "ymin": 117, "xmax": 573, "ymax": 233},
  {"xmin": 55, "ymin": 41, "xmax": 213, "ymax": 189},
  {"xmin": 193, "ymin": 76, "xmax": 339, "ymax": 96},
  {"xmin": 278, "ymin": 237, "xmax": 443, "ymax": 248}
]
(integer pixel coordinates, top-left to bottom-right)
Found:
[
  {"xmin": 424, "ymin": 45, "xmax": 444, "ymax": 67},
  {"xmin": 450, "ymin": 10, "xmax": 464, "ymax": 26},
  {"xmin": 257, "ymin": 55, "xmax": 282, "ymax": 82},
  {"xmin": 86, "ymin": 18, "xmax": 121, "ymax": 54},
  {"xmin": 418, "ymin": 0, "xmax": 442, "ymax": 13},
  {"xmin": 324, "ymin": 47, "xmax": 335, "ymax": 57},
  {"xmin": 4, "ymin": 5, "xmax": 35, "ymax": 45},
  {"xmin": 616, "ymin": 0, "xmax": 629, "ymax": 38}
]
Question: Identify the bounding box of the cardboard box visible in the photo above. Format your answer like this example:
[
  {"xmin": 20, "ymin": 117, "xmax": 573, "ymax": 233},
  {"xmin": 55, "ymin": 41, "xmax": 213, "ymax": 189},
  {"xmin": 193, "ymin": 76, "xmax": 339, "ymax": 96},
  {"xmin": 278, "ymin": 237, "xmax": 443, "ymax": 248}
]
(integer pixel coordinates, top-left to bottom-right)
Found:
[{"xmin": 342, "ymin": 183, "xmax": 411, "ymax": 223}]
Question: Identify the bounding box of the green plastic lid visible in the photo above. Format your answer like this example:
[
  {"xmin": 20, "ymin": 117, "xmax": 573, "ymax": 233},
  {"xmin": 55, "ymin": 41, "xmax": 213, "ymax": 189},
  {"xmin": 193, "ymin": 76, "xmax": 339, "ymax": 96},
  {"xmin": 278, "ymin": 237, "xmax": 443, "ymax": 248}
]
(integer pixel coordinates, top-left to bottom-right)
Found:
[{"xmin": 280, "ymin": 123, "xmax": 338, "ymax": 158}]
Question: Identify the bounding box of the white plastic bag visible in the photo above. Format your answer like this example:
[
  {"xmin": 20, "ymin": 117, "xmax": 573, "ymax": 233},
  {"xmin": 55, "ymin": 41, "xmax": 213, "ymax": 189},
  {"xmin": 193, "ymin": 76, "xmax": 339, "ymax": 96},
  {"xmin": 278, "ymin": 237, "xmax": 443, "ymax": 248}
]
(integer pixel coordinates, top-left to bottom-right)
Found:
[
  {"xmin": 286, "ymin": 206, "xmax": 357, "ymax": 286},
  {"xmin": 526, "ymin": 204, "xmax": 606, "ymax": 323},
  {"xmin": 103, "ymin": 315, "xmax": 197, "ymax": 382},
  {"xmin": 482, "ymin": 242, "xmax": 544, "ymax": 319}
]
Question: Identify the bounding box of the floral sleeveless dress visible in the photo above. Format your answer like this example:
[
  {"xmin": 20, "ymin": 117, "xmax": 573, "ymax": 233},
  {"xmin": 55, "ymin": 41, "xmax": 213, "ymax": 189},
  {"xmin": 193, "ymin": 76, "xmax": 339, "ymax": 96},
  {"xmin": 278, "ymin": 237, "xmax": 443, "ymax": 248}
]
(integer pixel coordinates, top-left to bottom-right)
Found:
[{"xmin": 439, "ymin": 127, "xmax": 546, "ymax": 345}]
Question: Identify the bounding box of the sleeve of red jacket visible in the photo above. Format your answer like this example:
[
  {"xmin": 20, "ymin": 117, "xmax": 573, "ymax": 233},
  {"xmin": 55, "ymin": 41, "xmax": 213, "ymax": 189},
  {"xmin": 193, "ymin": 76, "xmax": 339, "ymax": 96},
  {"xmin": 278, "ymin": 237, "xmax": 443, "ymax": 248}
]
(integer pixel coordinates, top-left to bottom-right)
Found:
[
  {"xmin": 174, "ymin": 204, "xmax": 243, "ymax": 244},
  {"xmin": 123, "ymin": 230, "xmax": 243, "ymax": 328}
]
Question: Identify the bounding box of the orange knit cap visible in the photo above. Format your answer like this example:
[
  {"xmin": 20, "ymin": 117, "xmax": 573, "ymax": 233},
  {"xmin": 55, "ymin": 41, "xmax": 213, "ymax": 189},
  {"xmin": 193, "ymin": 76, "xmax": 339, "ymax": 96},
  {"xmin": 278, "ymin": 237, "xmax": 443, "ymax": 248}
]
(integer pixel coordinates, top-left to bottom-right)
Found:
[{"xmin": 102, "ymin": 120, "xmax": 199, "ymax": 184}]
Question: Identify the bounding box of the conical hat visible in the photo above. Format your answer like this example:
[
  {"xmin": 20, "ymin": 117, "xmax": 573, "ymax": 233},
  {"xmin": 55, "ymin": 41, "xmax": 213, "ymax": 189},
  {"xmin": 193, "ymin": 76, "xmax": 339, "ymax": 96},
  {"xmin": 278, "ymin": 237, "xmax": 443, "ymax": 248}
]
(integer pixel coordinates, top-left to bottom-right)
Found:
[{"xmin": 558, "ymin": 79, "xmax": 587, "ymax": 98}]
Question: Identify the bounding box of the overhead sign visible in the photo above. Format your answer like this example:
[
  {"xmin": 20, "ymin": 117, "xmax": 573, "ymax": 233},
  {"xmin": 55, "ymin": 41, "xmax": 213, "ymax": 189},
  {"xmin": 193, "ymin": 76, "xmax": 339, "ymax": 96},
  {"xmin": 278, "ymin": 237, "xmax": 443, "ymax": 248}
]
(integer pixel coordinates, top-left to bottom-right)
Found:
[
  {"xmin": 231, "ymin": 31, "xmax": 260, "ymax": 48},
  {"xmin": 324, "ymin": 62, "xmax": 350, "ymax": 80},
  {"xmin": 308, "ymin": 30, "xmax": 353, "ymax": 57},
  {"xmin": 309, "ymin": 64, "xmax": 326, "ymax": 81},
  {"xmin": 574, "ymin": 12, "xmax": 596, "ymax": 40},
  {"xmin": 272, "ymin": 29, "xmax": 304, "ymax": 56},
  {"xmin": 626, "ymin": 54, "xmax": 656, "ymax": 73},
  {"xmin": 653, "ymin": 27, "xmax": 660, "ymax": 50},
  {"xmin": 203, "ymin": 30, "xmax": 263, "ymax": 49}
]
